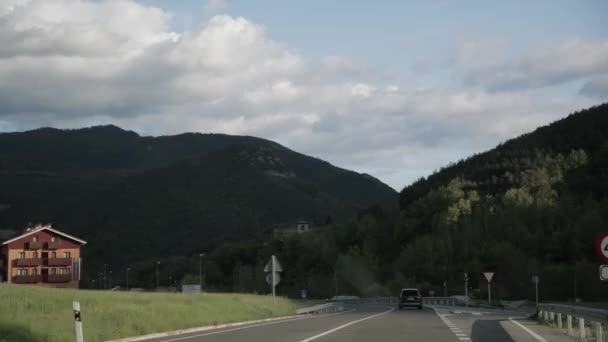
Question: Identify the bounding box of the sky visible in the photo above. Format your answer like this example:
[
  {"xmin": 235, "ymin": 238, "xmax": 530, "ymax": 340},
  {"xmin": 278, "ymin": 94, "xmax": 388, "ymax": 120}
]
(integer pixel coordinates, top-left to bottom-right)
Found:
[{"xmin": 0, "ymin": 0, "xmax": 607, "ymax": 190}]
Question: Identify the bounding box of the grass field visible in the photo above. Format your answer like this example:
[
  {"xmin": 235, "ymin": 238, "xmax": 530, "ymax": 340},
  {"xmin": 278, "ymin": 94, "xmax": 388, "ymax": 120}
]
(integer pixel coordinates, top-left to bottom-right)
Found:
[{"xmin": 0, "ymin": 284, "xmax": 307, "ymax": 342}]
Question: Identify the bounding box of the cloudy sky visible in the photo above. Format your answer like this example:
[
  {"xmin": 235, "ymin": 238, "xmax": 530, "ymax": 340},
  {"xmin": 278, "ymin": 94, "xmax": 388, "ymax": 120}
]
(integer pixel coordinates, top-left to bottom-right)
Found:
[{"xmin": 1, "ymin": 0, "xmax": 607, "ymax": 190}]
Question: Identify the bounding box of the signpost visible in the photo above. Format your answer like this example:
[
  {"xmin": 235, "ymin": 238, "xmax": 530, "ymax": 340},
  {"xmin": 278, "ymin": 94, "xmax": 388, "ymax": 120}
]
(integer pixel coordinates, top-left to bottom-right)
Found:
[
  {"xmin": 264, "ymin": 255, "xmax": 283, "ymax": 303},
  {"xmin": 596, "ymin": 234, "xmax": 608, "ymax": 284},
  {"xmin": 532, "ymin": 275, "xmax": 540, "ymax": 307},
  {"xmin": 182, "ymin": 284, "xmax": 202, "ymax": 293},
  {"xmin": 483, "ymin": 272, "xmax": 494, "ymax": 304}
]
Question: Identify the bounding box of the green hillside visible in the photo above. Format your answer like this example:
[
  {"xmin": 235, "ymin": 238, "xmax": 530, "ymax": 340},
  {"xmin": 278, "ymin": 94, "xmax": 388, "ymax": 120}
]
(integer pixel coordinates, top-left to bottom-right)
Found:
[{"xmin": 209, "ymin": 103, "xmax": 608, "ymax": 300}]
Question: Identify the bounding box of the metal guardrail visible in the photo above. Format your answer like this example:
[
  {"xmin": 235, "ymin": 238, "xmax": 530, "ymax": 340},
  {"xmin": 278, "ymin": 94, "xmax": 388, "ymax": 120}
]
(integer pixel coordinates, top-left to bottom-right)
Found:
[
  {"xmin": 336, "ymin": 297, "xmax": 399, "ymax": 305},
  {"xmin": 333, "ymin": 296, "xmax": 495, "ymax": 308},
  {"xmin": 296, "ymin": 302, "xmax": 344, "ymax": 315},
  {"xmin": 538, "ymin": 303, "xmax": 608, "ymax": 341}
]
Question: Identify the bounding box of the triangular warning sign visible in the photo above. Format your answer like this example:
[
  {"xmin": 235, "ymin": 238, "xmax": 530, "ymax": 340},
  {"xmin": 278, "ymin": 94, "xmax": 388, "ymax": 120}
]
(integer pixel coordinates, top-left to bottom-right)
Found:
[{"xmin": 483, "ymin": 272, "xmax": 494, "ymax": 282}]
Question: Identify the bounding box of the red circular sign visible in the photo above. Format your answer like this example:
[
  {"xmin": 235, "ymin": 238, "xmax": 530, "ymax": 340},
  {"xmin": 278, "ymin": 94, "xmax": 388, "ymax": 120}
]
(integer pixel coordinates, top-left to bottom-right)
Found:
[{"xmin": 595, "ymin": 232, "xmax": 608, "ymax": 263}]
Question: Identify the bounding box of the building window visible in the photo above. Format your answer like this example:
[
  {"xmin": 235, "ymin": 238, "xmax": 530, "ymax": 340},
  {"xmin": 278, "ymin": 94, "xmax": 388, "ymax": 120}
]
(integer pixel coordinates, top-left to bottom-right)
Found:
[
  {"xmin": 18, "ymin": 269, "xmax": 28, "ymax": 276},
  {"xmin": 63, "ymin": 251, "xmax": 71, "ymax": 258},
  {"xmin": 60, "ymin": 268, "xmax": 69, "ymax": 275},
  {"xmin": 32, "ymin": 251, "xmax": 38, "ymax": 258},
  {"xmin": 32, "ymin": 236, "xmax": 38, "ymax": 242},
  {"xmin": 51, "ymin": 237, "xmax": 57, "ymax": 242},
  {"xmin": 51, "ymin": 251, "xmax": 56, "ymax": 258},
  {"xmin": 17, "ymin": 252, "xmax": 25, "ymax": 259},
  {"xmin": 51, "ymin": 268, "xmax": 56, "ymax": 275},
  {"xmin": 32, "ymin": 268, "xmax": 38, "ymax": 276}
]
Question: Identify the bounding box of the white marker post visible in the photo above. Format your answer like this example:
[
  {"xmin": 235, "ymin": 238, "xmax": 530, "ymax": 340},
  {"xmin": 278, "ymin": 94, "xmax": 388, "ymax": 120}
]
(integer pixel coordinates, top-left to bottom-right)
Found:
[{"xmin": 73, "ymin": 301, "xmax": 83, "ymax": 342}]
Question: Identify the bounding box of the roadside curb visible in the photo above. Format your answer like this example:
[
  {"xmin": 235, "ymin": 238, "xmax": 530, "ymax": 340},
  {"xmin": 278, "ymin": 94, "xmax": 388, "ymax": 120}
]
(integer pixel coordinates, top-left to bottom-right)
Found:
[{"xmin": 104, "ymin": 314, "xmax": 302, "ymax": 342}]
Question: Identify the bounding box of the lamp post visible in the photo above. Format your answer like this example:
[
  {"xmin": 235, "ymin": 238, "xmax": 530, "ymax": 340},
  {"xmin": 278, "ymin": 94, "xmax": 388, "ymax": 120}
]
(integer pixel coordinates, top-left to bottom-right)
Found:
[
  {"xmin": 156, "ymin": 262, "xmax": 160, "ymax": 289},
  {"xmin": 199, "ymin": 253, "xmax": 205, "ymax": 291},
  {"xmin": 126, "ymin": 267, "xmax": 131, "ymax": 290}
]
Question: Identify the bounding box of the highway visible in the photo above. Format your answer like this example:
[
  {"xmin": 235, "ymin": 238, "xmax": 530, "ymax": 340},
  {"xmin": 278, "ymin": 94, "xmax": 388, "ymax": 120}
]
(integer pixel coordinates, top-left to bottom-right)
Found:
[{"xmin": 141, "ymin": 305, "xmax": 574, "ymax": 342}]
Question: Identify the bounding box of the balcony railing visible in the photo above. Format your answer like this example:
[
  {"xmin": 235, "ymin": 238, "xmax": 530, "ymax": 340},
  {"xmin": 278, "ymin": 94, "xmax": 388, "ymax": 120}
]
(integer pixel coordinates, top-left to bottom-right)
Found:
[
  {"xmin": 28, "ymin": 241, "xmax": 43, "ymax": 250},
  {"xmin": 13, "ymin": 258, "xmax": 42, "ymax": 267},
  {"xmin": 47, "ymin": 241, "xmax": 61, "ymax": 249},
  {"xmin": 45, "ymin": 258, "xmax": 72, "ymax": 266},
  {"xmin": 13, "ymin": 275, "xmax": 42, "ymax": 284},
  {"xmin": 45, "ymin": 274, "xmax": 72, "ymax": 283}
]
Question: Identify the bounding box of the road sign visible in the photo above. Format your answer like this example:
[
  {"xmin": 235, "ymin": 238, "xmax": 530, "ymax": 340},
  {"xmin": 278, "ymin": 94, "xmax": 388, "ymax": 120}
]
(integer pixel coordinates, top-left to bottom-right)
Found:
[
  {"xmin": 266, "ymin": 273, "xmax": 281, "ymax": 286},
  {"xmin": 596, "ymin": 232, "xmax": 608, "ymax": 263},
  {"xmin": 532, "ymin": 275, "xmax": 539, "ymax": 284},
  {"xmin": 483, "ymin": 272, "xmax": 494, "ymax": 282},
  {"xmin": 264, "ymin": 258, "xmax": 283, "ymax": 272},
  {"xmin": 600, "ymin": 265, "xmax": 608, "ymax": 281},
  {"xmin": 182, "ymin": 284, "xmax": 201, "ymax": 293}
]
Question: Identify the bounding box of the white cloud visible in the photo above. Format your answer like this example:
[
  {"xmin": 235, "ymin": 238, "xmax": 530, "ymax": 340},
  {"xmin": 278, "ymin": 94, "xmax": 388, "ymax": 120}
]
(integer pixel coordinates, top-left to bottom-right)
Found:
[
  {"xmin": 0, "ymin": 0, "xmax": 604, "ymax": 191},
  {"xmin": 466, "ymin": 39, "xmax": 608, "ymax": 92},
  {"xmin": 451, "ymin": 39, "xmax": 505, "ymax": 65}
]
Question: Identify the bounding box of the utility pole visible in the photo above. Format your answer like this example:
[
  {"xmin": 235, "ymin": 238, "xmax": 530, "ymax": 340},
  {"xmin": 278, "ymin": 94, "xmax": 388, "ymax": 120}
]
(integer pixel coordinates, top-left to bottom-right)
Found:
[
  {"xmin": 103, "ymin": 264, "xmax": 107, "ymax": 289},
  {"xmin": 199, "ymin": 253, "xmax": 205, "ymax": 292},
  {"xmin": 334, "ymin": 270, "xmax": 339, "ymax": 296},
  {"xmin": 126, "ymin": 267, "xmax": 130, "ymax": 290},
  {"xmin": 464, "ymin": 272, "xmax": 469, "ymax": 307},
  {"xmin": 156, "ymin": 261, "xmax": 160, "ymax": 289}
]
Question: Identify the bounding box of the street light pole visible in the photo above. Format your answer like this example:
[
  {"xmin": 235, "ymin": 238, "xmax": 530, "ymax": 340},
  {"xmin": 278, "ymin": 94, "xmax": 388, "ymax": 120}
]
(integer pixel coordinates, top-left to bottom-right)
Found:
[
  {"xmin": 126, "ymin": 268, "xmax": 130, "ymax": 290},
  {"xmin": 156, "ymin": 262, "xmax": 160, "ymax": 289}
]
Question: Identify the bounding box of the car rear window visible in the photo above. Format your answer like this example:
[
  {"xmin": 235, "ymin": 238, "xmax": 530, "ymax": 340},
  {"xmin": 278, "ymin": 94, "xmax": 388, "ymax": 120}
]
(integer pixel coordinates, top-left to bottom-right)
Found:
[{"xmin": 400, "ymin": 290, "xmax": 418, "ymax": 297}]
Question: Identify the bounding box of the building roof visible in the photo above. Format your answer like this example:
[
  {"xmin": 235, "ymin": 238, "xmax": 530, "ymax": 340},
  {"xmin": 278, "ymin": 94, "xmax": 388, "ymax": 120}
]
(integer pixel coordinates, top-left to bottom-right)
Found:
[{"xmin": 1, "ymin": 225, "xmax": 87, "ymax": 246}]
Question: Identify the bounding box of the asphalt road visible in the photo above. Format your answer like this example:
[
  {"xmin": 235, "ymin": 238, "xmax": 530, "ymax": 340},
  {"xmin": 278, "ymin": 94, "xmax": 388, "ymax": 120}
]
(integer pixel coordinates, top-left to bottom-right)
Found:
[{"xmin": 141, "ymin": 305, "xmax": 563, "ymax": 342}]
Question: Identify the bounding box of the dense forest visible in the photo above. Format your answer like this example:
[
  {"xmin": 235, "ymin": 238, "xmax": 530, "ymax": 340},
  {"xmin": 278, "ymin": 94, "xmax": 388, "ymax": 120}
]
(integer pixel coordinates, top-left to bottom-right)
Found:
[{"xmin": 154, "ymin": 103, "xmax": 608, "ymax": 302}]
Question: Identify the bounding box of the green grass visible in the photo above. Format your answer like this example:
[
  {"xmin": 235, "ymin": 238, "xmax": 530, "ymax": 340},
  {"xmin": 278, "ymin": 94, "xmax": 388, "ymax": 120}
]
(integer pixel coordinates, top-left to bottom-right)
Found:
[{"xmin": 0, "ymin": 284, "xmax": 308, "ymax": 342}]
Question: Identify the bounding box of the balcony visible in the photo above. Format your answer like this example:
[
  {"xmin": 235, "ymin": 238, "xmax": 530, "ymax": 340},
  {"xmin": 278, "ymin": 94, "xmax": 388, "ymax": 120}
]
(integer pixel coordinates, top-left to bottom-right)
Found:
[
  {"xmin": 28, "ymin": 241, "xmax": 43, "ymax": 250},
  {"xmin": 47, "ymin": 241, "xmax": 61, "ymax": 250},
  {"xmin": 13, "ymin": 258, "xmax": 42, "ymax": 267},
  {"xmin": 45, "ymin": 274, "xmax": 72, "ymax": 283},
  {"xmin": 45, "ymin": 258, "xmax": 72, "ymax": 266},
  {"xmin": 13, "ymin": 275, "xmax": 42, "ymax": 284}
]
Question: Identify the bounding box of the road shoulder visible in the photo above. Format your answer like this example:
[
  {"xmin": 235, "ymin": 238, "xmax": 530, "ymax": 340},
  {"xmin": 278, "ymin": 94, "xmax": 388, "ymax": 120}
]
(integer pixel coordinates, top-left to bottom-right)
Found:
[{"xmin": 502, "ymin": 318, "xmax": 577, "ymax": 342}]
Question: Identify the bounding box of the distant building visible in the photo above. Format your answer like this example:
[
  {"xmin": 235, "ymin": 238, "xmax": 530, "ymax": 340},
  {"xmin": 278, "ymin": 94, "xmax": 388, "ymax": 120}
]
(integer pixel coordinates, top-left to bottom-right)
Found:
[
  {"xmin": 0, "ymin": 224, "xmax": 86, "ymax": 288},
  {"xmin": 274, "ymin": 220, "xmax": 311, "ymax": 238}
]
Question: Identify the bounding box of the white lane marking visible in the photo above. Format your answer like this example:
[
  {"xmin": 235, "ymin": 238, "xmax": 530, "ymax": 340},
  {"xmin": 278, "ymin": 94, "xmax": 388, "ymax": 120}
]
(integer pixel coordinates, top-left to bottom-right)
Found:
[
  {"xmin": 299, "ymin": 308, "xmax": 394, "ymax": 342},
  {"xmin": 430, "ymin": 306, "xmax": 472, "ymax": 341},
  {"xmin": 159, "ymin": 310, "xmax": 354, "ymax": 342},
  {"xmin": 508, "ymin": 317, "xmax": 547, "ymax": 342}
]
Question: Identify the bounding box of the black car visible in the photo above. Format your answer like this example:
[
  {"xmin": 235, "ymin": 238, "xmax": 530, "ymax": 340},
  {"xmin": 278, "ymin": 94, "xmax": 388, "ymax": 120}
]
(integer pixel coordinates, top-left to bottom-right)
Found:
[{"xmin": 398, "ymin": 288, "xmax": 422, "ymax": 310}]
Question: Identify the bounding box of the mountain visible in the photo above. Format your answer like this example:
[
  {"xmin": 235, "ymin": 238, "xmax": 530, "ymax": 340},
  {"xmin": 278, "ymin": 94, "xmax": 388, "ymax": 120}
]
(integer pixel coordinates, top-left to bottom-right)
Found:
[
  {"xmin": 0, "ymin": 126, "xmax": 397, "ymax": 269},
  {"xmin": 389, "ymin": 103, "xmax": 608, "ymax": 299},
  {"xmin": 207, "ymin": 103, "xmax": 608, "ymax": 299}
]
